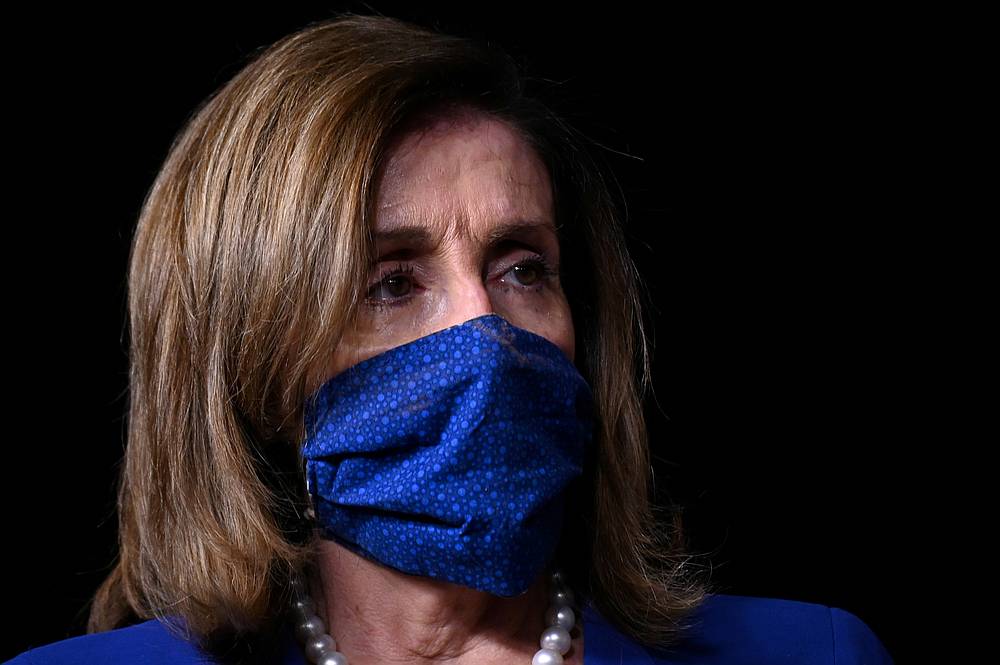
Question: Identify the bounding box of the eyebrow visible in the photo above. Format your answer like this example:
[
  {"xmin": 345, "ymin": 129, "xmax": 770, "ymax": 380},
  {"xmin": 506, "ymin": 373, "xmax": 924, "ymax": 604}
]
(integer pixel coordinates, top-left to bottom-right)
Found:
[{"xmin": 372, "ymin": 219, "xmax": 559, "ymax": 262}]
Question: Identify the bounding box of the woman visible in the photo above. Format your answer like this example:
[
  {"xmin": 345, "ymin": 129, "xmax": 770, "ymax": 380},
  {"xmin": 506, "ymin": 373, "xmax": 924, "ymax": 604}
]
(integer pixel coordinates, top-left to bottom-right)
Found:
[{"xmin": 5, "ymin": 13, "xmax": 894, "ymax": 665}]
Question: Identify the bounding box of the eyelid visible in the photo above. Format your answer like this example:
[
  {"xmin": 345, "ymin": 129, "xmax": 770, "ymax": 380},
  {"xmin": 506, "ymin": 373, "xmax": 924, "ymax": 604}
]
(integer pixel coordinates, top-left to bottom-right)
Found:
[
  {"xmin": 492, "ymin": 249, "xmax": 558, "ymax": 279},
  {"xmin": 366, "ymin": 262, "xmax": 419, "ymax": 292}
]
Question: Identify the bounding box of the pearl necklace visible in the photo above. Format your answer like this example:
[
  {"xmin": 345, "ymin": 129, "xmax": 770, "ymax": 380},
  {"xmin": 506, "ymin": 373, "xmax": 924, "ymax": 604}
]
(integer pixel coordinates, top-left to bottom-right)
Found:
[{"xmin": 289, "ymin": 567, "xmax": 580, "ymax": 665}]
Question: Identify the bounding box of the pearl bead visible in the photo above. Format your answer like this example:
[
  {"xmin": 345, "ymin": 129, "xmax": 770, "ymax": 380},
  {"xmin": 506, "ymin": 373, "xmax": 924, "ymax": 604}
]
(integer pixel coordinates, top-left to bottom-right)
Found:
[
  {"xmin": 551, "ymin": 587, "xmax": 575, "ymax": 607},
  {"xmin": 532, "ymin": 648, "xmax": 564, "ymax": 665},
  {"xmin": 316, "ymin": 652, "xmax": 348, "ymax": 665},
  {"xmin": 305, "ymin": 634, "xmax": 337, "ymax": 662},
  {"xmin": 295, "ymin": 614, "xmax": 327, "ymax": 642},
  {"xmin": 540, "ymin": 625, "xmax": 572, "ymax": 654},
  {"xmin": 544, "ymin": 604, "xmax": 575, "ymax": 630},
  {"xmin": 293, "ymin": 596, "xmax": 316, "ymax": 622}
]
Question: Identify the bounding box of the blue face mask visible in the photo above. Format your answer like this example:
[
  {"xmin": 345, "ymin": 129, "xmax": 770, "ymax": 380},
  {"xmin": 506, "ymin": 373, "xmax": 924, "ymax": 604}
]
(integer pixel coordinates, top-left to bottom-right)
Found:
[{"xmin": 301, "ymin": 313, "xmax": 596, "ymax": 597}]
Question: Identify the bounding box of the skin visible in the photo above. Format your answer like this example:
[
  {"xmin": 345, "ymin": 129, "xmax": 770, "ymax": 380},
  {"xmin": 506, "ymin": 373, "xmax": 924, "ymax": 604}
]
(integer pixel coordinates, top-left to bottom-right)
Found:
[{"xmin": 307, "ymin": 108, "xmax": 583, "ymax": 664}]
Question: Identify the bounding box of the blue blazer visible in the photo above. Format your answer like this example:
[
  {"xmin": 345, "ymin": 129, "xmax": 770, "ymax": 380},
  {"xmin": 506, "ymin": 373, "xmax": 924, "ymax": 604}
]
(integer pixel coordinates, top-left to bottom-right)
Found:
[{"xmin": 4, "ymin": 593, "xmax": 894, "ymax": 664}]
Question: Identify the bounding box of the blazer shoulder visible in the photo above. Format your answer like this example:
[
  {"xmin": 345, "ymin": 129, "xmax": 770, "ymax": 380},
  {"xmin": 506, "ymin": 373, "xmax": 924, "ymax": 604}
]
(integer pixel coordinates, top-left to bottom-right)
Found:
[
  {"xmin": 634, "ymin": 593, "xmax": 894, "ymax": 665},
  {"xmin": 3, "ymin": 618, "xmax": 211, "ymax": 664},
  {"xmin": 829, "ymin": 605, "xmax": 895, "ymax": 665}
]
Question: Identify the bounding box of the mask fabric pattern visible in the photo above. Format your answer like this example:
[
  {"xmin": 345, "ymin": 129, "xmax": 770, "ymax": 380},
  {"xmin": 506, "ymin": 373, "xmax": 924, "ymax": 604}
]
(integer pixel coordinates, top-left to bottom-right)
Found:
[{"xmin": 301, "ymin": 313, "xmax": 596, "ymax": 597}]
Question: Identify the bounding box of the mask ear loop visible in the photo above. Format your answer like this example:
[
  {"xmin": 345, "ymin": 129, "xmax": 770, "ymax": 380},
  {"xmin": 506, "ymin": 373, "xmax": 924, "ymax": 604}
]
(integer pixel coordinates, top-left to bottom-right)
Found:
[
  {"xmin": 301, "ymin": 395, "xmax": 321, "ymax": 523},
  {"xmin": 302, "ymin": 456, "xmax": 317, "ymax": 521}
]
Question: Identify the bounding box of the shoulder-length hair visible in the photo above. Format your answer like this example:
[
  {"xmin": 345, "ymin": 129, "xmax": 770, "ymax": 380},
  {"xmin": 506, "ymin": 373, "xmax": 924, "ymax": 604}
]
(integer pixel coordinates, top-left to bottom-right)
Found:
[{"xmin": 88, "ymin": 12, "xmax": 715, "ymax": 664}]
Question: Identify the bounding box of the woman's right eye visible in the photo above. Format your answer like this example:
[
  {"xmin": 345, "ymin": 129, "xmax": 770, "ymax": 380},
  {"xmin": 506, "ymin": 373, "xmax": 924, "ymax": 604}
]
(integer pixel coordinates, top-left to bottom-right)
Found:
[{"xmin": 365, "ymin": 263, "xmax": 416, "ymax": 310}]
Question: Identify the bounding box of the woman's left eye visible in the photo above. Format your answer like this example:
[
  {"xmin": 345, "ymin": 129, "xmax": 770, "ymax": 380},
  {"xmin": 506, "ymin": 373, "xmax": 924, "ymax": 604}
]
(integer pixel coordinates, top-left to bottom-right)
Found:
[
  {"xmin": 364, "ymin": 253, "xmax": 558, "ymax": 310},
  {"xmin": 502, "ymin": 254, "xmax": 558, "ymax": 289}
]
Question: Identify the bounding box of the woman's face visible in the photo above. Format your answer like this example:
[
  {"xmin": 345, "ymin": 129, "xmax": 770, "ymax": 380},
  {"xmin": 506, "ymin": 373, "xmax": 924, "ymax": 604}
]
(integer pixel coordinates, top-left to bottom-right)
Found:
[{"xmin": 325, "ymin": 109, "xmax": 575, "ymax": 381}]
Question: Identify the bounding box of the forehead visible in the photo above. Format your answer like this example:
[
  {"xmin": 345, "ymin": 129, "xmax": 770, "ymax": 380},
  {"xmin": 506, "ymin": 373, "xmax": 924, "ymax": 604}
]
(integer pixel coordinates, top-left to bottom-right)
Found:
[{"xmin": 373, "ymin": 110, "xmax": 555, "ymax": 240}]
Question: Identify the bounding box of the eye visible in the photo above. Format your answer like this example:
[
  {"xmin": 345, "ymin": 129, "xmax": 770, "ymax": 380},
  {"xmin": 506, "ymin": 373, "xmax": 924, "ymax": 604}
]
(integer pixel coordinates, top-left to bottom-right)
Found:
[
  {"xmin": 503, "ymin": 254, "xmax": 557, "ymax": 288},
  {"xmin": 365, "ymin": 263, "xmax": 415, "ymax": 309}
]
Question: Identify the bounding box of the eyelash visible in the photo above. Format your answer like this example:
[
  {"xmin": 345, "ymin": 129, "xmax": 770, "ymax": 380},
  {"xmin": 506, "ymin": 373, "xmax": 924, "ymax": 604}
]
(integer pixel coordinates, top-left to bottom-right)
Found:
[{"xmin": 364, "ymin": 252, "xmax": 559, "ymax": 311}]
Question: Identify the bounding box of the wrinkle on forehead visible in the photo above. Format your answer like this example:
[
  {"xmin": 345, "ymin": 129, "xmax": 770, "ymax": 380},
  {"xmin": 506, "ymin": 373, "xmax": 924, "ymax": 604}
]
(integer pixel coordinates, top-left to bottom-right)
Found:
[{"xmin": 373, "ymin": 109, "xmax": 554, "ymax": 245}]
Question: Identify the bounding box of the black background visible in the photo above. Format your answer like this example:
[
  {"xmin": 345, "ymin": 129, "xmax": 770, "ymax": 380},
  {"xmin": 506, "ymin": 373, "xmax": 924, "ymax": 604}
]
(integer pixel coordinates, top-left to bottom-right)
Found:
[{"xmin": 7, "ymin": 3, "xmax": 975, "ymax": 663}]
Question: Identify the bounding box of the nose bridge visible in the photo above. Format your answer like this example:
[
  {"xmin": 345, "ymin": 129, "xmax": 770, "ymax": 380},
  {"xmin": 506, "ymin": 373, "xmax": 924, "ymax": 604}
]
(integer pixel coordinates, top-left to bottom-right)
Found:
[
  {"xmin": 435, "ymin": 225, "xmax": 495, "ymax": 327},
  {"xmin": 426, "ymin": 218, "xmax": 493, "ymax": 326},
  {"xmin": 446, "ymin": 249, "xmax": 494, "ymax": 325}
]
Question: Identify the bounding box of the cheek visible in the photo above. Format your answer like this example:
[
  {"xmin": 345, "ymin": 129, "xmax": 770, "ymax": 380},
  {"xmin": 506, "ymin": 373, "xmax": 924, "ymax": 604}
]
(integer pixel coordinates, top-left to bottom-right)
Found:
[
  {"xmin": 319, "ymin": 322, "xmax": 394, "ymax": 386},
  {"xmin": 510, "ymin": 294, "xmax": 575, "ymax": 364},
  {"xmin": 556, "ymin": 308, "xmax": 576, "ymax": 365},
  {"xmin": 564, "ymin": 327, "xmax": 576, "ymax": 365},
  {"xmin": 545, "ymin": 287, "xmax": 576, "ymax": 361}
]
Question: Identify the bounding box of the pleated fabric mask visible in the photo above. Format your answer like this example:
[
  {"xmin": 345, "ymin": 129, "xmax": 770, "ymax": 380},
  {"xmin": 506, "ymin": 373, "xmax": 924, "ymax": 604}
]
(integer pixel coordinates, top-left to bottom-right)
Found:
[{"xmin": 301, "ymin": 312, "xmax": 596, "ymax": 597}]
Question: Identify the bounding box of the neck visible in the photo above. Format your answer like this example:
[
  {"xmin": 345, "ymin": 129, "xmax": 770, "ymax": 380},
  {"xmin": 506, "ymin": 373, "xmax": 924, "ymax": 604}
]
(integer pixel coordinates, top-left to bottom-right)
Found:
[{"xmin": 308, "ymin": 537, "xmax": 553, "ymax": 664}]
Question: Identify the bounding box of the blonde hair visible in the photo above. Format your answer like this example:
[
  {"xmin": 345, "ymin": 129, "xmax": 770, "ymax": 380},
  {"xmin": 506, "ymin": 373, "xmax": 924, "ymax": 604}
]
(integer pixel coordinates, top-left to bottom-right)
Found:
[{"xmin": 88, "ymin": 12, "xmax": 715, "ymax": 663}]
